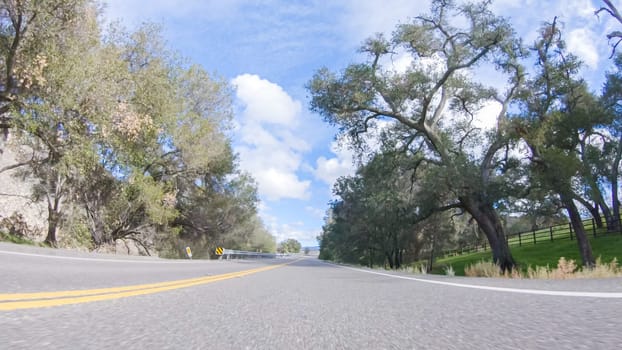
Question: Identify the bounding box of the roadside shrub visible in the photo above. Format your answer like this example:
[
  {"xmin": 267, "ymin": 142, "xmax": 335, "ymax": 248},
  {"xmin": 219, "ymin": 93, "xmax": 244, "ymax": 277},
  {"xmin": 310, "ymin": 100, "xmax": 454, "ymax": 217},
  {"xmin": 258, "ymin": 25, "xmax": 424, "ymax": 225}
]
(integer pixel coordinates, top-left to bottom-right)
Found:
[
  {"xmin": 443, "ymin": 265, "xmax": 455, "ymax": 277},
  {"xmin": 464, "ymin": 260, "xmax": 503, "ymax": 277},
  {"xmin": 399, "ymin": 262, "xmax": 428, "ymax": 274},
  {"xmin": 0, "ymin": 213, "xmax": 38, "ymax": 239},
  {"xmin": 526, "ymin": 265, "xmax": 551, "ymax": 279},
  {"xmin": 59, "ymin": 219, "xmax": 93, "ymax": 251},
  {"xmin": 524, "ymin": 257, "xmax": 621, "ymax": 279},
  {"xmin": 550, "ymin": 257, "xmax": 576, "ymax": 279},
  {"xmin": 464, "ymin": 261, "xmax": 523, "ymax": 278},
  {"xmin": 443, "ymin": 257, "xmax": 621, "ymax": 279},
  {"xmin": 574, "ymin": 257, "xmax": 621, "ymax": 278}
]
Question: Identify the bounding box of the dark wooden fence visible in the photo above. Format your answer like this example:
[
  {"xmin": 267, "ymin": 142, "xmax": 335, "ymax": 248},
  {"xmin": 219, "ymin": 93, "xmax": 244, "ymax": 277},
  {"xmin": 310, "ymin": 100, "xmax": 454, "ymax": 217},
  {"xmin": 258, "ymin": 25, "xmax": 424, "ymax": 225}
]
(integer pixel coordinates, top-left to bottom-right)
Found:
[{"xmin": 441, "ymin": 217, "xmax": 621, "ymax": 258}]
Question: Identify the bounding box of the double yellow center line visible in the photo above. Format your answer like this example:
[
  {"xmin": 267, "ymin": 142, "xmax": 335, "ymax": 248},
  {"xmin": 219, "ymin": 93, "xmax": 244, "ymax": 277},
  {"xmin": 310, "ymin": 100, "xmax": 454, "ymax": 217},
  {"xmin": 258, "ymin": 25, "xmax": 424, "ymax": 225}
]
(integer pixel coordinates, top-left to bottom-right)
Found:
[{"xmin": 1, "ymin": 260, "xmax": 294, "ymax": 311}]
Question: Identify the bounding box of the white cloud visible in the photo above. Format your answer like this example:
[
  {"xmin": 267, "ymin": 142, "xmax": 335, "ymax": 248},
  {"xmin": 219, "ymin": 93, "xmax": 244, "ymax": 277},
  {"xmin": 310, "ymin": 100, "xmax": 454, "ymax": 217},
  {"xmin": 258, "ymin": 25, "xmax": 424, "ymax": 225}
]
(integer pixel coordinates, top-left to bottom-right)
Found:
[
  {"xmin": 238, "ymin": 121, "xmax": 279, "ymax": 147},
  {"xmin": 473, "ymin": 100, "xmax": 503, "ymax": 130},
  {"xmin": 275, "ymin": 129, "xmax": 311, "ymax": 152},
  {"xmin": 314, "ymin": 140, "xmax": 356, "ymax": 186},
  {"xmin": 567, "ymin": 28, "xmax": 600, "ymax": 69},
  {"xmin": 376, "ymin": 49, "xmax": 414, "ymax": 74},
  {"xmin": 102, "ymin": 0, "xmax": 243, "ymax": 26},
  {"xmin": 233, "ymin": 74, "xmax": 311, "ymax": 201},
  {"xmin": 253, "ymin": 168, "xmax": 311, "ymax": 201},
  {"xmin": 560, "ymin": 0, "xmax": 596, "ymax": 20},
  {"xmin": 340, "ymin": 0, "xmax": 430, "ymax": 44},
  {"xmin": 305, "ymin": 206, "xmax": 326, "ymax": 219},
  {"xmin": 272, "ymin": 223, "xmax": 318, "ymax": 246},
  {"xmin": 232, "ymin": 74, "xmax": 302, "ymax": 126},
  {"xmin": 259, "ymin": 206, "xmax": 317, "ymax": 245}
]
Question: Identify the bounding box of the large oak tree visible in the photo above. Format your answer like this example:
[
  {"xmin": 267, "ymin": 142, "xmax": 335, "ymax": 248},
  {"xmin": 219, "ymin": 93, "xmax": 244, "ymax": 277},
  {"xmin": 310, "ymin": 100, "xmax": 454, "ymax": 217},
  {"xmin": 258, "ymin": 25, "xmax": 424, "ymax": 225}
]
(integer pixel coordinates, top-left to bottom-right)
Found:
[{"xmin": 309, "ymin": 0, "xmax": 524, "ymax": 271}]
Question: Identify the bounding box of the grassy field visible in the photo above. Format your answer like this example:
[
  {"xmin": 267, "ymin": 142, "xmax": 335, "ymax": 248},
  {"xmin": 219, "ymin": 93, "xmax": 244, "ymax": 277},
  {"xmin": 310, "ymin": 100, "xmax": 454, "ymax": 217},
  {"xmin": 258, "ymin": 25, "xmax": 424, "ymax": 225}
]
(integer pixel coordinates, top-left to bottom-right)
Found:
[{"xmin": 433, "ymin": 232, "xmax": 622, "ymax": 276}]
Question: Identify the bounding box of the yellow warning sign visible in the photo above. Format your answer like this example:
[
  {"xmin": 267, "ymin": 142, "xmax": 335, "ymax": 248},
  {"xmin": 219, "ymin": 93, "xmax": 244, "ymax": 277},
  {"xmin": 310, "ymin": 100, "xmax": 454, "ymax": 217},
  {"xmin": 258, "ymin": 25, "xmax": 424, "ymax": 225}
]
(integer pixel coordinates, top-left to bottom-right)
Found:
[
  {"xmin": 215, "ymin": 247, "xmax": 224, "ymax": 255},
  {"xmin": 185, "ymin": 246, "xmax": 192, "ymax": 259}
]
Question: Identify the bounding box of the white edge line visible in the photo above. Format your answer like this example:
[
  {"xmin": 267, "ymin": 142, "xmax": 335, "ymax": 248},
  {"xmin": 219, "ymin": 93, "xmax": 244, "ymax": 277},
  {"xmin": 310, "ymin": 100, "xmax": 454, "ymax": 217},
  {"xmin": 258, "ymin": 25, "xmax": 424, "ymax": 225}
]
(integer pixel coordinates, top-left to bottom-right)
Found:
[
  {"xmin": 329, "ymin": 262, "xmax": 622, "ymax": 299},
  {"xmin": 0, "ymin": 250, "xmax": 194, "ymax": 263}
]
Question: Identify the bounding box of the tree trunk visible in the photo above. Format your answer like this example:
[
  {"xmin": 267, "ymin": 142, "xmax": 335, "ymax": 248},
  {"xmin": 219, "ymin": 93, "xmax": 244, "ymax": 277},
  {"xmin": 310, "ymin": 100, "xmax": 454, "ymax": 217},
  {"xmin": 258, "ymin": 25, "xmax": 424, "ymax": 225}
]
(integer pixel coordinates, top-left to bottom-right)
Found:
[
  {"xmin": 460, "ymin": 195, "xmax": 515, "ymax": 272},
  {"xmin": 612, "ymin": 177, "xmax": 621, "ymax": 233},
  {"xmin": 574, "ymin": 195, "xmax": 603, "ymax": 229},
  {"xmin": 85, "ymin": 204, "xmax": 107, "ymax": 246},
  {"xmin": 599, "ymin": 203, "xmax": 615, "ymax": 232},
  {"xmin": 385, "ymin": 251, "xmax": 394, "ymax": 269},
  {"xmin": 561, "ymin": 193, "xmax": 595, "ymax": 268},
  {"xmin": 44, "ymin": 169, "xmax": 64, "ymax": 247},
  {"xmin": 45, "ymin": 205, "xmax": 59, "ymax": 246},
  {"xmin": 392, "ymin": 232, "xmax": 401, "ymax": 269},
  {"xmin": 427, "ymin": 232, "xmax": 437, "ymax": 273},
  {"xmin": 586, "ymin": 177, "xmax": 614, "ymax": 231},
  {"xmin": 610, "ymin": 138, "xmax": 622, "ymax": 232}
]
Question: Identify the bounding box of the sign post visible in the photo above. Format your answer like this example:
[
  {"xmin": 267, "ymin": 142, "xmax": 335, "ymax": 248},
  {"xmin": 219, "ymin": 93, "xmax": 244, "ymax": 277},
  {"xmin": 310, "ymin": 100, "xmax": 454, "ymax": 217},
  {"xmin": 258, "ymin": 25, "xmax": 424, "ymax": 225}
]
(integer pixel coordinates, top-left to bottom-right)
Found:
[{"xmin": 185, "ymin": 246, "xmax": 192, "ymax": 259}]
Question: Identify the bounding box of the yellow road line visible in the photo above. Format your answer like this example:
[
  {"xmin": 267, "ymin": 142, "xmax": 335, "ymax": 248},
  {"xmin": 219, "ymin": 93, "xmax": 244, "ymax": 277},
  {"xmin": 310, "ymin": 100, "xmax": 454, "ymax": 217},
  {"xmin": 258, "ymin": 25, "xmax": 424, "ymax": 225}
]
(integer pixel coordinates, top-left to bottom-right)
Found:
[
  {"xmin": 0, "ymin": 265, "xmax": 272, "ymax": 302},
  {"xmin": 1, "ymin": 260, "xmax": 295, "ymax": 311}
]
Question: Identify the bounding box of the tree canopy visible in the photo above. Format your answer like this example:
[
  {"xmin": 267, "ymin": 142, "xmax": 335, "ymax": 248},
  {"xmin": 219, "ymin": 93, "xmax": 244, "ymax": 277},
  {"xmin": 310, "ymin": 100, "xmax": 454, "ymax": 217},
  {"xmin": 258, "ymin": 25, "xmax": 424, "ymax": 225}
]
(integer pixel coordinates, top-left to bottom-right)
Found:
[
  {"xmin": 311, "ymin": 0, "xmax": 622, "ymax": 271},
  {"xmin": 278, "ymin": 238, "xmax": 302, "ymax": 254},
  {"xmin": 0, "ymin": 0, "xmax": 275, "ymax": 256}
]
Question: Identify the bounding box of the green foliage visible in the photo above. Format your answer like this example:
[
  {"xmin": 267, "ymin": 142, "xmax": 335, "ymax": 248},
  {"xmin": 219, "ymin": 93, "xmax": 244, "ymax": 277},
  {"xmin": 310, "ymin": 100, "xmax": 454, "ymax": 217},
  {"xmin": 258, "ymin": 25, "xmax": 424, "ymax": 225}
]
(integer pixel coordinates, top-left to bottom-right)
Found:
[
  {"xmin": 0, "ymin": 213, "xmax": 38, "ymax": 244},
  {"xmin": 278, "ymin": 238, "xmax": 302, "ymax": 254},
  {"xmin": 318, "ymin": 151, "xmax": 458, "ymax": 269},
  {"xmin": 309, "ymin": 0, "xmax": 523, "ymax": 270},
  {"xmin": 0, "ymin": 0, "xmax": 274, "ymax": 254},
  {"xmin": 512, "ymin": 19, "xmax": 608, "ymax": 266},
  {"xmin": 60, "ymin": 217, "xmax": 94, "ymax": 250},
  {"xmin": 0, "ymin": 230, "xmax": 36, "ymax": 245}
]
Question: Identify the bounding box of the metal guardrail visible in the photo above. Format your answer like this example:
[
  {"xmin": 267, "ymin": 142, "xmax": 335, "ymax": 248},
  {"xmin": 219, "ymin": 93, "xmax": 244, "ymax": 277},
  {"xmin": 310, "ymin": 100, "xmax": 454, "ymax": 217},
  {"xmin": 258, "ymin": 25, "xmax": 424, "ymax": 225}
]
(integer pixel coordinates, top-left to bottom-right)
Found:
[{"xmin": 219, "ymin": 249, "xmax": 277, "ymax": 259}]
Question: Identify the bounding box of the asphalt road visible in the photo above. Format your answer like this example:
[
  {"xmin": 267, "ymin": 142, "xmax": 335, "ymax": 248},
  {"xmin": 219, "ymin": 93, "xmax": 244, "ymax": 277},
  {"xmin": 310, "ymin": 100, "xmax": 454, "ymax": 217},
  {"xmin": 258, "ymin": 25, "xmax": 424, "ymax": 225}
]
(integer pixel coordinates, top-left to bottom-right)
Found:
[{"xmin": 1, "ymin": 243, "xmax": 622, "ymax": 349}]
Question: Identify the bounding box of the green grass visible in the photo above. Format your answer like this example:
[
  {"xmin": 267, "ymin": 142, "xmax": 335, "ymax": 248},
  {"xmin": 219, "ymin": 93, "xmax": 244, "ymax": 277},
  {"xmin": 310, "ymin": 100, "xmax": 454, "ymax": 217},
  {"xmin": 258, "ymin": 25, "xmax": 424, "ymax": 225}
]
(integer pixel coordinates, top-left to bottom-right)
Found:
[
  {"xmin": 0, "ymin": 230, "xmax": 37, "ymax": 245},
  {"xmin": 433, "ymin": 233, "xmax": 622, "ymax": 276}
]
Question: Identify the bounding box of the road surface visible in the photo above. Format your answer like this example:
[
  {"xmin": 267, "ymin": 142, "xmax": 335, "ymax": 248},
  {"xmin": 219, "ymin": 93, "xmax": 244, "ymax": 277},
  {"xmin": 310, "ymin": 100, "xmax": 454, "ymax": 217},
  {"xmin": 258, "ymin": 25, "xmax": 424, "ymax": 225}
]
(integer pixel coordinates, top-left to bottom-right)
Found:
[{"xmin": 1, "ymin": 242, "xmax": 622, "ymax": 349}]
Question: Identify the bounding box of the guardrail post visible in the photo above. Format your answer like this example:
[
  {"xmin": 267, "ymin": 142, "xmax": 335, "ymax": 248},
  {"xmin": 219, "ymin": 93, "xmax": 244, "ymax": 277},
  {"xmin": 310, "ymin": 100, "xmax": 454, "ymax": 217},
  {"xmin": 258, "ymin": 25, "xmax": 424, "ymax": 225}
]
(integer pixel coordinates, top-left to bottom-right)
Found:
[
  {"xmin": 533, "ymin": 229, "xmax": 536, "ymax": 245},
  {"xmin": 550, "ymin": 227, "xmax": 553, "ymax": 242}
]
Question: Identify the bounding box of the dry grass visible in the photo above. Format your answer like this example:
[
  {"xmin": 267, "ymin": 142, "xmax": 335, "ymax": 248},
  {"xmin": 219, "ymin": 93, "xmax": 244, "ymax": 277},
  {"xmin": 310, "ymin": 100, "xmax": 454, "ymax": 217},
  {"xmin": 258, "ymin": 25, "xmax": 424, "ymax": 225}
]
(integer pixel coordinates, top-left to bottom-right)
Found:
[
  {"xmin": 574, "ymin": 257, "xmax": 621, "ymax": 278},
  {"xmin": 402, "ymin": 263, "xmax": 428, "ymax": 275},
  {"xmin": 465, "ymin": 257, "xmax": 622, "ymax": 279},
  {"xmin": 464, "ymin": 261, "xmax": 504, "ymax": 277},
  {"xmin": 463, "ymin": 261, "xmax": 523, "ymax": 278}
]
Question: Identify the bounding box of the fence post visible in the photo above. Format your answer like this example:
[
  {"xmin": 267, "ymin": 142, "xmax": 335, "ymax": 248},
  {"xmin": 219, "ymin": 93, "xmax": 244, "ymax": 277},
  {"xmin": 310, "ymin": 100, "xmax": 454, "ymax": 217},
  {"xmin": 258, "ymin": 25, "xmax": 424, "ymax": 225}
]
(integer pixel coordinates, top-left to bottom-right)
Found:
[
  {"xmin": 592, "ymin": 218, "xmax": 596, "ymax": 237},
  {"xmin": 569, "ymin": 222, "xmax": 573, "ymax": 240},
  {"xmin": 550, "ymin": 227, "xmax": 554, "ymax": 242},
  {"xmin": 533, "ymin": 229, "xmax": 537, "ymax": 245},
  {"xmin": 518, "ymin": 232, "xmax": 521, "ymax": 246}
]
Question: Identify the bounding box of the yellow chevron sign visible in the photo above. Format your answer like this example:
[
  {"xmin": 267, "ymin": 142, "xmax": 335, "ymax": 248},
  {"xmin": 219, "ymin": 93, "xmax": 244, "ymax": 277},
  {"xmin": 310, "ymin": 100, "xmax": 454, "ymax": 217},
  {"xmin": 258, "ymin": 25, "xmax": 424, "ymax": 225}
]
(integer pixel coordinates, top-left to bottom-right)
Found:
[{"xmin": 215, "ymin": 247, "xmax": 224, "ymax": 255}]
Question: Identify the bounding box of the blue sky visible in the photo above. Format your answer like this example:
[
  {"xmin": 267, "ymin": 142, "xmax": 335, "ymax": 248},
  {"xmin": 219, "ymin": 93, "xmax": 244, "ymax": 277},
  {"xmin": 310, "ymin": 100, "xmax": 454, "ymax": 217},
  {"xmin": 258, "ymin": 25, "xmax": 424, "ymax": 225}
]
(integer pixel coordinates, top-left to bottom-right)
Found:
[{"xmin": 103, "ymin": 0, "xmax": 617, "ymax": 246}]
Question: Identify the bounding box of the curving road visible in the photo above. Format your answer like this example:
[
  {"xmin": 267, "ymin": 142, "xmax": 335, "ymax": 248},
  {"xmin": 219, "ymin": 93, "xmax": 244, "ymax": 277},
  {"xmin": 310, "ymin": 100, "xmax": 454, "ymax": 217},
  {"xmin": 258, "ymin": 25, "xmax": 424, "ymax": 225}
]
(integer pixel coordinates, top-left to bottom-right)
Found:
[{"xmin": 1, "ymin": 242, "xmax": 622, "ymax": 349}]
